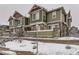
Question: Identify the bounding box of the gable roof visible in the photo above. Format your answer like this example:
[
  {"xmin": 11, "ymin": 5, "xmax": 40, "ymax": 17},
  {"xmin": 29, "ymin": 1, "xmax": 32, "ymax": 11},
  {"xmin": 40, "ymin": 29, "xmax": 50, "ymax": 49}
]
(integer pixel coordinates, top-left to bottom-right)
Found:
[
  {"xmin": 28, "ymin": 4, "xmax": 47, "ymax": 14},
  {"xmin": 8, "ymin": 16, "xmax": 13, "ymax": 21},
  {"xmin": 48, "ymin": 7, "xmax": 66, "ymax": 15},
  {"xmin": 13, "ymin": 11, "xmax": 23, "ymax": 17},
  {"xmin": 8, "ymin": 11, "xmax": 23, "ymax": 21},
  {"xmin": 68, "ymin": 10, "xmax": 71, "ymax": 17}
]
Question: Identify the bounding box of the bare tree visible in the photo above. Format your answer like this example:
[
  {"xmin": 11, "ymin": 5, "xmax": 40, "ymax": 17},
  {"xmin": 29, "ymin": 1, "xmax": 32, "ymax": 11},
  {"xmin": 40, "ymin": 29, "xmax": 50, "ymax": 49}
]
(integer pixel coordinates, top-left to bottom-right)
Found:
[
  {"xmin": 16, "ymin": 27, "xmax": 24, "ymax": 37},
  {"xmin": 16, "ymin": 27, "xmax": 24, "ymax": 43}
]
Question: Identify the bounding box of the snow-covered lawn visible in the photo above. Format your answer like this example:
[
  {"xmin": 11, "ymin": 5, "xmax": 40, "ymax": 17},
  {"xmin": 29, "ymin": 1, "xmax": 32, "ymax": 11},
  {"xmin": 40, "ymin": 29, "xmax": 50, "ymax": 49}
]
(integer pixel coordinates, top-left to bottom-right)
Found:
[
  {"xmin": 5, "ymin": 40, "xmax": 33, "ymax": 52},
  {"xmin": 1, "ymin": 40, "xmax": 79, "ymax": 55},
  {"xmin": 20, "ymin": 37, "xmax": 79, "ymax": 40},
  {"xmin": 0, "ymin": 51, "xmax": 16, "ymax": 55},
  {"xmin": 57, "ymin": 37, "xmax": 79, "ymax": 40}
]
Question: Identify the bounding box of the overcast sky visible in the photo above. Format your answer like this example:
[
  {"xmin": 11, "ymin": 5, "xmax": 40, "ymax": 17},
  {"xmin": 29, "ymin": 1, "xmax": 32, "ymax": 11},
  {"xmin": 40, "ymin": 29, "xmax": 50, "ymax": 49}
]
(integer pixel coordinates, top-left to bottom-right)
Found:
[{"xmin": 0, "ymin": 4, "xmax": 79, "ymax": 28}]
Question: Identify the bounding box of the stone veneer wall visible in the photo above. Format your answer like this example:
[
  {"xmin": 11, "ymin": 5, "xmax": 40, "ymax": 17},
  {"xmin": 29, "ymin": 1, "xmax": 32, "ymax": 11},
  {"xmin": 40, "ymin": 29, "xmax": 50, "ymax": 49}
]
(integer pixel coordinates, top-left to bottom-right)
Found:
[{"xmin": 24, "ymin": 30, "xmax": 58, "ymax": 38}]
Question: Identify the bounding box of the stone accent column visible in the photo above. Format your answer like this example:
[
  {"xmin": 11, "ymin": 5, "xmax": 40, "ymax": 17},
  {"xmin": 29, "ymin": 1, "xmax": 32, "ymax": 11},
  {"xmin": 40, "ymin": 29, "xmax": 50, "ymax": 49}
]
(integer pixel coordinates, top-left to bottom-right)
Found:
[
  {"xmin": 36, "ymin": 24, "xmax": 40, "ymax": 38},
  {"xmin": 36, "ymin": 24, "xmax": 40, "ymax": 31}
]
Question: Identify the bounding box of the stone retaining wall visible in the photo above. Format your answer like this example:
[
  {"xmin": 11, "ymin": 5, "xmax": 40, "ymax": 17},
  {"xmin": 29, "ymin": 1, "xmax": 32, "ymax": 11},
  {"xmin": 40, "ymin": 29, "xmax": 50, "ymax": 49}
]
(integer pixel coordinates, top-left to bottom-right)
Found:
[{"xmin": 24, "ymin": 30, "xmax": 56, "ymax": 38}]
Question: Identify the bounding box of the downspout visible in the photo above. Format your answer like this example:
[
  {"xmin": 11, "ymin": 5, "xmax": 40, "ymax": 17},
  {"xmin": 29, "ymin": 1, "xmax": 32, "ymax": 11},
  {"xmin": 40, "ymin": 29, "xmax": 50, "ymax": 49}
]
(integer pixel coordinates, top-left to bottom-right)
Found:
[{"xmin": 59, "ymin": 22, "xmax": 61, "ymax": 37}]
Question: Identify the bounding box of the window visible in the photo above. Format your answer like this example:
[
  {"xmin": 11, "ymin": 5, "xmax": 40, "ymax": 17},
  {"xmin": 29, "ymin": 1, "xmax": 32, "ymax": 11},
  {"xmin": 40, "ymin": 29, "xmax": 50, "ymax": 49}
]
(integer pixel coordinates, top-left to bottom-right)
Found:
[
  {"xmin": 24, "ymin": 27, "xmax": 27, "ymax": 31},
  {"xmin": 40, "ymin": 24, "xmax": 44, "ymax": 30},
  {"xmin": 25, "ymin": 18, "xmax": 29, "ymax": 25},
  {"xmin": 54, "ymin": 28, "xmax": 57, "ymax": 31},
  {"xmin": 52, "ymin": 11, "xmax": 56, "ymax": 19},
  {"xmin": 31, "ymin": 25, "xmax": 36, "ymax": 31},
  {"xmin": 11, "ymin": 29, "xmax": 13, "ymax": 32},
  {"xmin": 48, "ymin": 26, "xmax": 51, "ymax": 29},
  {"xmin": 65, "ymin": 15, "xmax": 66, "ymax": 22},
  {"xmin": 32, "ymin": 13, "xmax": 36, "ymax": 20},
  {"xmin": 36, "ymin": 12, "xmax": 39, "ymax": 20},
  {"xmin": 9, "ymin": 20, "xmax": 12, "ymax": 26},
  {"xmin": 48, "ymin": 25, "xmax": 56, "ymax": 30},
  {"xmin": 17, "ymin": 20, "xmax": 20, "ymax": 26},
  {"xmin": 32, "ymin": 11, "xmax": 39, "ymax": 21},
  {"xmin": 55, "ymin": 25, "xmax": 59, "ymax": 28}
]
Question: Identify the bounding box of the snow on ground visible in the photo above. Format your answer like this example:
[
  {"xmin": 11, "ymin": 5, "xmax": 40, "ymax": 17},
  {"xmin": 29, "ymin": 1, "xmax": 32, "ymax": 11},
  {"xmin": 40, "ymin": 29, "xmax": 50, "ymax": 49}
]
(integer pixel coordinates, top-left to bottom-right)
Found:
[
  {"xmin": 0, "ymin": 51, "xmax": 16, "ymax": 55},
  {"xmin": 57, "ymin": 37, "xmax": 79, "ymax": 40},
  {"xmin": 38, "ymin": 42, "xmax": 79, "ymax": 55},
  {"xmin": 1, "ymin": 40, "xmax": 79, "ymax": 55},
  {"xmin": 5, "ymin": 40, "xmax": 34, "ymax": 52},
  {"xmin": 21, "ymin": 37, "xmax": 79, "ymax": 40}
]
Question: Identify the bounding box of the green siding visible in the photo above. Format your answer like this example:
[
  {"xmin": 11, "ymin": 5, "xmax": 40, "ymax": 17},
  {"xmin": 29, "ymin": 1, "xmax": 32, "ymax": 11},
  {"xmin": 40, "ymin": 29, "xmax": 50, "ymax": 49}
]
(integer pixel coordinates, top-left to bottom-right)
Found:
[
  {"xmin": 47, "ymin": 10, "xmax": 61, "ymax": 22},
  {"xmin": 56, "ymin": 10, "xmax": 60, "ymax": 20},
  {"xmin": 47, "ymin": 12, "xmax": 52, "ymax": 22},
  {"xmin": 30, "ymin": 10, "xmax": 42, "ymax": 23},
  {"xmin": 43, "ymin": 10, "xmax": 47, "ymax": 22}
]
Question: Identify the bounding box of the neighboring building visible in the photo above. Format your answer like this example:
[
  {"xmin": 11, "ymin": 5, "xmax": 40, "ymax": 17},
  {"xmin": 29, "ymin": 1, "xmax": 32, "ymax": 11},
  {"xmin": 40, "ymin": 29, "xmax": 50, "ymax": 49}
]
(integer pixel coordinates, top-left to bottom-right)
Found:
[
  {"xmin": 69, "ymin": 26, "xmax": 79, "ymax": 37},
  {"xmin": 0, "ymin": 25, "xmax": 10, "ymax": 37},
  {"xmin": 8, "ymin": 4, "xmax": 72, "ymax": 38}
]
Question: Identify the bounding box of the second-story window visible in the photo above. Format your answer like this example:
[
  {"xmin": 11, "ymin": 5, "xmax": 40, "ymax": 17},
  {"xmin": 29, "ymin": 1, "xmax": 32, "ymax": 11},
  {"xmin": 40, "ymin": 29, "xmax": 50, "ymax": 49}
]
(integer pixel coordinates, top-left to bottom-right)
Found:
[
  {"xmin": 36, "ymin": 12, "xmax": 39, "ymax": 20},
  {"xmin": 52, "ymin": 11, "xmax": 56, "ymax": 19},
  {"xmin": 32, "ymin": 13, "xmax": 36, "ymax": 20},
  {"xmin": 9, "ymin": 20, "xmax": 12, "ymax": 26},
  {"xmin": 32, "ymin": 11, "xmax": 39, "ymax": 21},
  {"xmin": 15, "ymin": 20, "xmax": 20, "ymax": 26},
  {"xmin": 18, "ymin": 20, "xmax": 20, "ymax": 26},
  {"xmin": 64, "ymin": 15, "xmax": 66, "ymax": 22}
]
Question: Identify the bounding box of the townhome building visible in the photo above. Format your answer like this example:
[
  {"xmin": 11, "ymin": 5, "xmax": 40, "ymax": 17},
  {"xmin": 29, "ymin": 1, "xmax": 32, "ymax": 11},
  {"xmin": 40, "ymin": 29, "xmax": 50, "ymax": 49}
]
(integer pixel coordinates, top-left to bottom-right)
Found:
[
  {"xmin": 0, "ymin": 25, "xmax": 10, "ymax": 37},
  {"xmin": 69, "ymin": 26, "xmax": 79, "ymax": 37},
  {"xmin": 8, "ymin": 11, "xmax": 30, "ymax": 37},
  {"xmin": 8, "ymin": 4, "xmax": 72, "ymax": 38}
]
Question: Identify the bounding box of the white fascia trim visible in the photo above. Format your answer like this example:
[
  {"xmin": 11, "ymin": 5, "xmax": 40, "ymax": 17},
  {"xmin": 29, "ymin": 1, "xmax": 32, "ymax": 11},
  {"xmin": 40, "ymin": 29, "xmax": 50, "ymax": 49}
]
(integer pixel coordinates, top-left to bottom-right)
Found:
[
  {"xmin": 25, "ymin": 22, "xmax": 47, "ymax": 27},
  {"xmin": 10, "ymin": 26, "xmax": 16, "ymax": 29},
  {"xmin": 30, "ymin": 9, "xmax": 41, "ymax": 14},
  {"xmin": 10, "ymin": 26, "xmax": 22, "ymax": 29},
  {"xmin": 12, "ymin": 16, "xmax": 16, "ymax": 19},
  {"xmin": 16, "ymin": 25, "xmax": 22, "ymax": 27},
  {"xmin": 47, "ymin": 20, "xmax": 60, "ymax": 24}
]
